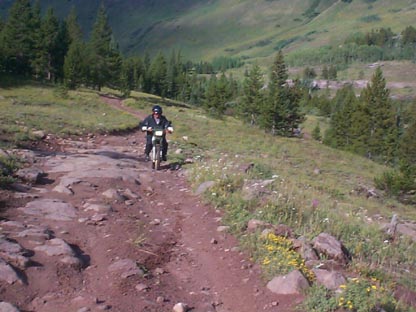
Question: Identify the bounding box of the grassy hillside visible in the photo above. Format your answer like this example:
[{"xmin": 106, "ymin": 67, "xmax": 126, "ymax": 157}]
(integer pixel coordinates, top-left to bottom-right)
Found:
[{"xmin": 1, "ymin": 0, "xmax": 415, "ymax": 63}]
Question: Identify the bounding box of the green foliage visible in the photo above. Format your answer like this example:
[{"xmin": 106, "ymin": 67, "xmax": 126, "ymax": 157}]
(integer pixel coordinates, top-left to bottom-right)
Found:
[
  {"xmin": 0, "ymin": 155, "xmax": 20, "ymax": 187},
  {"xmin": 300, "ymin": 285, "xmax": 337, "ymax": 312},
  {"xmin": 311, "ymin": 123, "xmax": 322, "ymax": 141}
]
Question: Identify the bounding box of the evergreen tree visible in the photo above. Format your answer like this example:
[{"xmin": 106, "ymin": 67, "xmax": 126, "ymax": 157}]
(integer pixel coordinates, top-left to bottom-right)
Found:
[
  {"xmin": 239, "ymin": 63, "xmax": 264, "ymax": 125},
  {"xmin": 63, "ymin": 41, "xmax": 86, "ymax": 89},
  {"xmin": 89, "ymin": 4, "xmax": 116, "ymax": 90},
  {"xmin": 204, "ymin": 74, "xmax": 227, "ymax": 117},
  {"xmin": 360, "ymin": 67, "xmax": 398, "ymax": 162},
  {"xmin": 66, "ymin": 6, "xmax": 83, "ymax": 44},
  {"xmin": 262, "ymin": 51, "xmax": 304, "ymax": 135},
  {"xmin": 148, "ymin": 52, "xmax": 167, "ymax": 97},
  {"xmin": 119, "ymin": 57, "xmax": 135, "ymax": 98},
  {"xmin": 1, "ymin": 0, "xmax": 36, "ymax": 75},
  {"xmin": 324, "ymin": 85, "xmax": 359, "ymax": 148},
  {"xmin": 32, "ymin": 7, "xmax": 60, "ymax": 81}
]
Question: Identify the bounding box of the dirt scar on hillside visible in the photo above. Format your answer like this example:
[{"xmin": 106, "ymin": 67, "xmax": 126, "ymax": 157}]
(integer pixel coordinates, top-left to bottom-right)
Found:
[{"xmin": 0, "ymin": 96, "xmax": 303, "ymax": 312}]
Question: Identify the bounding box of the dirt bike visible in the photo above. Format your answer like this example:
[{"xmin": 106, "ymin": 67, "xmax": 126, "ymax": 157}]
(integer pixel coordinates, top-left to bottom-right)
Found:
[
  {"xmin": 142, "ymin": 126, "xmax": 172, "ymax": 170},
  {"xmin": 150, "ymin": 127, "xmax": 165, "ymax": 170}
]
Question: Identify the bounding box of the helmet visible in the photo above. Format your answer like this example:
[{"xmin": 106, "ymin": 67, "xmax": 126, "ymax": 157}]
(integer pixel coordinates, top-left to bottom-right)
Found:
[{"xmin": 152, "ymin": 105, "xmax": 162, "ymax": 114}]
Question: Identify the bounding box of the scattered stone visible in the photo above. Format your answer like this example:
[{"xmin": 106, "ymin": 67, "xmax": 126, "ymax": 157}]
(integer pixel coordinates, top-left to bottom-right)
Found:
[
  {"xmin": 241, "ymin": 179, "xmax": 275, "ymax": 201},
  {"xmin": 173, "ymin": 302, "xmax": 189, "ymax": 312},
  {"xmin": 102, "ymin": 189, "xmax": 125, "ymax": 201},
  {"xmin": 0, "ymin": 235, "xmax": 31, "ymax": 268},
  {"xmin": 53, "ymin": 184, "xmax": 74, "ymax": 195},
  {"xmin": 15, "ymin": 167, "xmax": 44, "ymax": 184},
  {"xmin": 0, "ymin": 258, "xmax": 22, "ymax": 284},
  {"xmin": 108, "ymin": 259, "xmax": 144, "ymax": 278},
  {"xmin": 83, "ymin": 202, "xmax": 113, "ymax": 214},
  {"xmin": 267, "ymin": 270, "xmax": 310, "ymax": 295},
  {"xmin": 195, "ymin": 181, "xmax": 215, "ymax": 195},
  {"xmin": 312, "ymin": 269, "xmax": 346, "ymax": 290},
  {"xmin": 0, "ymin": 302, "xmax": 20, "ymax": 312},
  {"xmin": 247, "ymin": 219, "xmax": 271, "ymax": 233},
  {"xmin": 135, "ymin": 283, "xmax": 149, "ymax": 292},
  {"xmin": 217, "ymin": 226, "xmax": 230, "ymax": 233},
  {"xmin": 312, "ymin": 233, "xmax": 350, "ymax": 265}
]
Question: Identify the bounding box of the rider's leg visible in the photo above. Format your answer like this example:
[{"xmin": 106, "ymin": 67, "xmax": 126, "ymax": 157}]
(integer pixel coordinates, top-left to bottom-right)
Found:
[
  {"xmin": 162, "ymin": 137, "xmax": 168, "ymax": 161},
  {"xmin": 145, "ymin": 135, "xmax": 152, "ymax": 160}
]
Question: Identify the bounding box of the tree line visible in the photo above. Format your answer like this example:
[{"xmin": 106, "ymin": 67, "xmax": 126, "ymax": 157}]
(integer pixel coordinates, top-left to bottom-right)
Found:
[{"xmin": 308, "ymin": 68, "xmax": 416, "ymax": 201}]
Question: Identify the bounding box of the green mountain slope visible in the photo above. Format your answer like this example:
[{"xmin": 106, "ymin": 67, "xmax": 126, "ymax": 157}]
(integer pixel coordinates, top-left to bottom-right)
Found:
[{"xmin": 1, "ymin": 0, "xmax": 415, "ymax": 62}]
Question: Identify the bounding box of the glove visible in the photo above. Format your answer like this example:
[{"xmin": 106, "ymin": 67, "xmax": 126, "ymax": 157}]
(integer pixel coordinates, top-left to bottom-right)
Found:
[{"xmin": 167, "ymin": 127, "xmax": 173, "ymax": 133}]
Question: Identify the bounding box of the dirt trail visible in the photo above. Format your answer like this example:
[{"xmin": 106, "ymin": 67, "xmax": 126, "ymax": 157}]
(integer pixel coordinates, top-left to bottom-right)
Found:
[{"xmin": 0, "ymin": 97, "xmax": 302, "ymax": 312}]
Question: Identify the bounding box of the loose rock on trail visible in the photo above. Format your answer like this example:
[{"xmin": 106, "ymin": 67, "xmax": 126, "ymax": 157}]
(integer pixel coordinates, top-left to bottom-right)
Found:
[{"xmin": 0, "ymin": 97, "xmax": 302, "ymax": 312}]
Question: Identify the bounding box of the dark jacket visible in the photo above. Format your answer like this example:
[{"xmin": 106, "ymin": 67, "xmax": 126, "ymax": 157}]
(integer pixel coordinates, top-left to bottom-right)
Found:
[{"xmin": 141, "ymin": 114, "xmax": 172, "ymax": 135}]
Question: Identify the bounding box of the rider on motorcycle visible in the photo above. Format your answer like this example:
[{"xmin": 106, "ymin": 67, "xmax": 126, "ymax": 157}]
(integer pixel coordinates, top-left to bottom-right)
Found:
[{"xmin": 141, "ymin": 105, "xmax": 173, "ymax": 161}]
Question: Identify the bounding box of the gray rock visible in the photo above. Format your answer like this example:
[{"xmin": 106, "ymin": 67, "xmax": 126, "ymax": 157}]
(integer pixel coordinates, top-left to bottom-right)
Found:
[
  {"xmin": 108, "ymin": 259, "xmax": 144, "ymax": 278},
  {"xmin": 312, "ymin": 233, "xmax": 350, "ymax": 264},
  {"xmin": 0, "ymin": 235, "xmax": 31, "ymax": 268},
  {"xmin": 34, "ymin": 238, "xmax": 75, "ymax": 257},
  {"xmin": 83, "ymin": 203, "xmax": 112, "ymax": 213},
  {"xmin": 0, "ymin": 258, "xmax": 21, "ymax": 284},
  {"xmin": 173, "ymin": 302, "xmax": 189, "ymax": 312},
  {"xmin": 19, "ymin": 199, "xmax": 77, "ymax": 221},
  {"xmin": 312, "ymin": 269, "xmax": 346, "ymax": 290},
  {"xmin": 15, "ymin": 167, "xmax": 44, "ymax": 183},
  {"xmin": 0, "ymin": 302, "xmax": 20, "ymax": 312},
  {"xmin": 241, "ymin": 179, "xmax": 274, "ymax": 201},
  {"xmin": 267, "ymin": 270, "xmax": 310, "ymax": 295},
  {"xmin": 195, "ymin": 181, "xmax": 215, "ymax": 195}
]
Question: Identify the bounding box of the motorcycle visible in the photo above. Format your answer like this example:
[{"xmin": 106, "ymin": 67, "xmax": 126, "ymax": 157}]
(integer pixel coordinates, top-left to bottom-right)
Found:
[{"xmin": 142, "ymin": 126, "xmax": 173, "ymax": 170}]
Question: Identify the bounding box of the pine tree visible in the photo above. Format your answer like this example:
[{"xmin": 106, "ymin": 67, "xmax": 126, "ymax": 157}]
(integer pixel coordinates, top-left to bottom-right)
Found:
[
  {"xmin": 89, "ymin": 4, "xmax": 116, "ymax": 90},
  {"xmin": 149, "ymin": 52, "xmax": 167, "ymax": 97},
  {"xmin": 32, "ymin": 7, "xmax": 60, "ymax": 81},
  {"xmin": 1, "ymin": 0, "xmax": 36, "ymax": 75},
  {"xmin": 263, "ymin": 51, "xmax": 304, "ymax": 135},
  {"xmin": 324, "ymin": 85, "xmax": 359, "ymax": 148},
  {"xmin": 63, "ymin": 41, "xmax": 86, "ymax": 89},
  {"xmin": 119, "ymin": 58, "xmax": 135, "ymax": 98},
  {"xmin": 360, "ymin": 67, "xmax": 398, "ymax": 162},
  {"xmin": 239, "ymin": 63, "xmax": 264, "ymax": 125},
  {"xmin": 66, "ymin": 6, "xmax": 83, "ymax": 44}
]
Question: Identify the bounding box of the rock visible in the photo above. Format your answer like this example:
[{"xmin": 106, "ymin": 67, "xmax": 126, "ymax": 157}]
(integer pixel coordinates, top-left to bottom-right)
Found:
[
  {"xmin": 53, "ymin": 184, "xmax": 74, "ymax": 195},
  {"xmin": 312, "ymin": 233, "xmax": 350, "ymax": 265},
  {"xmin": 19, "ymin": 199, "xmax": 77, "ymax": 221},
  {"xmin": 33, "ymin": 238, "xmax": 82, "ymax": 267},
  {"xmin": 195, "ymin": 181, "xmax": 215, "ymax": 195},
  {"xmin": 0, "ymin": 302, "xmax": 20, "ymax": 312},
  {"xmin": 0, "ymin": 235, "xmax": 31, "ymax": 268},
  {"xmin": 15, "ymin": 167, "xmax": 44, "ymax": 183},
  {"xmin": 312, "ymin": 269, "xmax": 346, "ymax": 290},
  {"xmin": 83, "ymin": 202, "xmax": 112, "ymax": 213},
  {"xmin": 102, "ymin": 188, "xmax": 126, "ymax": 201},
  {"xmin": 247, "ymin": 219, "xmax": 271, "ymax": 233},
  {"xmin": 217, "ymin": 226, "xmax": 230, "ymax": 233},
  {"xmin": 267, "ymin": 270, "xmax": 310, "ymax": 295},
  {"xmin": 108, "ymin": 259, "xmax": 144, "ymax": 278},
  {"xmin": 273, "ymin": 224, "xmax": 294, "ymax": 238},
  {"xmin": 0, "ymin": 258, "xmax": 22, "ymax": 284},
  {"xmin": 32, "ymin": 130, "xmax": 46, "ymax": 139},
  {"xmin": 241, "ymin": 179, "xmax": 274, "ymax": 201},
  {"xmin": 173, "ymin": 302, "xmax": 189, "ymax": 312}
]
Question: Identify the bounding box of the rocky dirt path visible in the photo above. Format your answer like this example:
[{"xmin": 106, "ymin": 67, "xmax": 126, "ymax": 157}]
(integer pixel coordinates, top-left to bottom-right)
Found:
[{"xmin": 0, "ymin": 97, "xmax": 302, "ymax": 312}]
